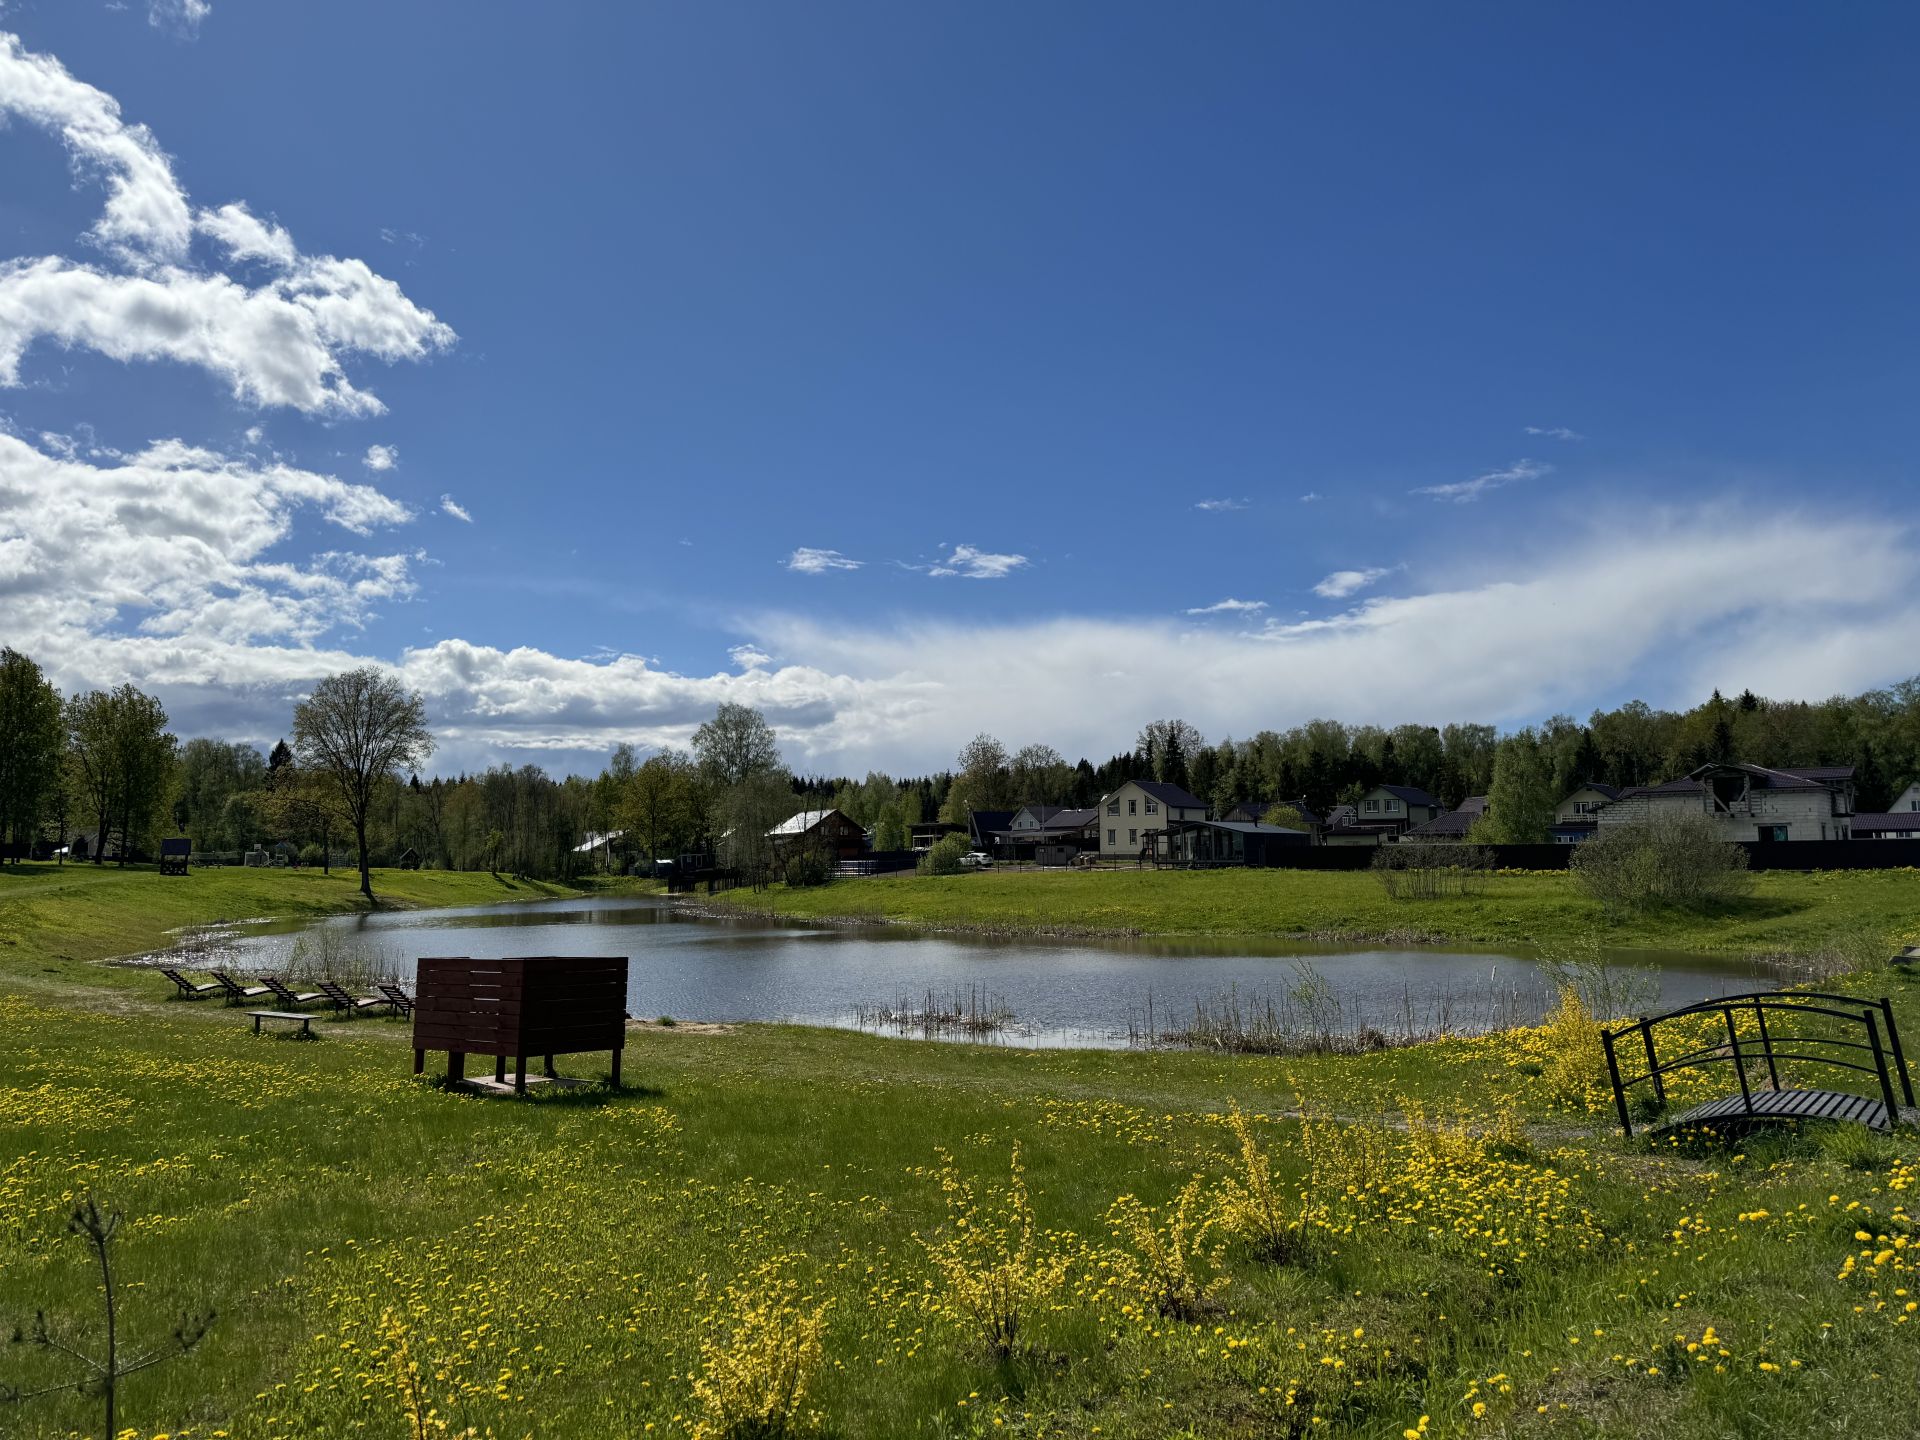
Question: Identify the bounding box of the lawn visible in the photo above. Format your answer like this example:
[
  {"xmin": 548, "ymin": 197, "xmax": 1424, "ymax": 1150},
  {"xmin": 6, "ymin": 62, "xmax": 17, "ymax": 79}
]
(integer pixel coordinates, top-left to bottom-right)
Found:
[
  {"xmin": 2, "ymin": 864, "xmax": 1918, "ymax": 1439},
  {"xmin": 705, "ymin": 866, "xmax": 1920, "ymax": 962}
]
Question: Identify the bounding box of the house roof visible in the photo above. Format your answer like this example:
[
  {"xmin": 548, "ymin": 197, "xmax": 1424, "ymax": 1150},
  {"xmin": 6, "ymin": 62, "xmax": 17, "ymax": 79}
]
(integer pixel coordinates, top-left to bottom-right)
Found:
[
  {"xmin": 968, "ymin": 809, "xmax": 1015, "ymax": 839},
  {"xmin": 1683, "ymin": 761, "xmax": 1854, "ymax": 792},
  {"xmin": 1405, "ymin": 810, "xmax": 1477, "ymax": 838},
  {"xmin": 572, "ymin": 829, "xmax": 626, "ymax": 853},
  {"xmin": 1115, "ymin": 779, "xmax": 1208, "ymax": 810},
  {"xmin": 767, "ymin": 808, "xmax": 846, "ymax": 837},
  {"xmin": 1853, "ymin": 812, "xmax": 1920, "ymax": 833},
  {"xmin": 1372, "ymin": 783, "xmax": 1440, "ymax": 807},
  {"xmin": 1565, "ymin": 781, "xmax": 1620, "ymax": 800},
  {"xmin": 1176, "ymin": 819, "xmax": 1309, "ymax": 836},
  {"xmin": 1229, "ymin": 800, "xmax": 1322, "ymax": 825},
  {"xmin": 1456, "ymin": 795, "xmax": 1490, "ymax": 816}
]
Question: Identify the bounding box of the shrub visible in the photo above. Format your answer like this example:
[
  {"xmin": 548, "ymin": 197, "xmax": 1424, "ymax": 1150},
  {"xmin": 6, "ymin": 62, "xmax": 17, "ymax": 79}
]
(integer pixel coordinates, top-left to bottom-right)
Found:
[
  {"xmin": 689, "ymin": 1259, "xmax": 831, "ymax": 1440},
  {"xmin": 1539, "ymin": 987, "xmax": 1610, "ymax": 1113},
  {"xmin": 1215, "ymin": 1101, "xmax": 1306, "ymax": 1263},
  {"xmin": 918, "ymin": 1144, "xmax": 1069, "ymax": 1357},
  {"xmin": 1105, "ymin": 1178, "xmax": 1224, "ymax": 1319},
  {"xmin": 780, "ymin": 847, "xmax": 833, "ymax": 889},
  {"xmin": 1570, "ymin": 811, "xmax": 1751, "ymax": 913},
  {"xmin": 917, "ymin": 833, "xmax": 970, "ymax": 877},
  {"xmin": 298, "ymin": 842, "xmax": 325, "ymax": 868},
  {"xmin": 1371, "ymin": 843, "xmax": 1495, "ymax": 900}
]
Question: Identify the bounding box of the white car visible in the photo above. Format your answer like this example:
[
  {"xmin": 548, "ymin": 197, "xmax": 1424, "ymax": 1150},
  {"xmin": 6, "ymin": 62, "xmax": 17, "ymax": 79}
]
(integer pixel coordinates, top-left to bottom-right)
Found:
[{"xmin": 960, "ymin": 850, "xmax": 993, "ymax": 868}]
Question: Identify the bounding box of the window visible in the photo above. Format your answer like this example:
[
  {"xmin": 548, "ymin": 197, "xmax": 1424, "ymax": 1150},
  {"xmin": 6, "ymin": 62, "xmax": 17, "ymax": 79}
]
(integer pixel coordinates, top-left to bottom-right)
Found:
[
  {"xmin": 1364, "ymin": 799, "xmax": 1379, "ymax": 813},
  {"xmin": 1107, "ymin": 801, "xmax": 1120, "ymax": 814},
  {"xmin": 1759, "ymin": 825, "xmax": 1789, "ymax": 842},
  {"xmin": 1107, "ymin": 828, "xmax": 1116, "ymax": 846},
  {"xmin": 1144, "ymin": 800, "xmax": 1158, "ymax": 815},
  {"xmin": 1128, "ymin": 799, "xmax": 1137, "ymax": 815},
  {"xmin": 1384, "ymin": 799, "xmax": 1399, "ymax": 812},
  {"xmin": 1128, "ymin": 828, "xmax": 1137, "ymax": 845}
]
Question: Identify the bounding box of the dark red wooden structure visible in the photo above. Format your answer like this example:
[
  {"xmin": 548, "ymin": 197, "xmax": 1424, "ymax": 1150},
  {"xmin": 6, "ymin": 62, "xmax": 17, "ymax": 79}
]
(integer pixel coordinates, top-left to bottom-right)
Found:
[{"xmin": 411, "ymin": 956, "xmax": 629, "ymax": 1093}]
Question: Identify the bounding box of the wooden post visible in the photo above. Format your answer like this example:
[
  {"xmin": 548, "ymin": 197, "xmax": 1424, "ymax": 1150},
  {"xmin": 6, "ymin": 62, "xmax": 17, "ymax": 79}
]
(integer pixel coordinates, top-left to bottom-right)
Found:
[
  {"xmin": 1725, "ymin": 1007, "xmax": 1752, "ymax": 1115},
  {"xmin": 413, "ymin": 1048, "xmax": 424, "ymax": 1075},
  {"xmin": 610, "ymin": 1045, "xmax": 622, "ymax": 1088},
  {"xmin": 447, "ymin": 1051, "xmax": 465, "ymax": 1086},
  {"xmin": 1602, "ymin": 1028, "xmax": 1633, "ymax": 1137},
  {"xmin": 1866, "ymin": 1012, "xmax": 1900, "ymax": 1126},
  {"xmin": 495, "ymin": 1055, "xmax": 507, "ymax": 1084},
  {"xmin": 1878, "ymin": 999, "xmax": 1915, "ymax": 1108},
  {"xmin": 544, "ymin": 1053, "xmax": 557, "ymax": 1079},
  {"xmin": 514, "ymin": 1054, "xmax": 528, "ymax": 1095}
]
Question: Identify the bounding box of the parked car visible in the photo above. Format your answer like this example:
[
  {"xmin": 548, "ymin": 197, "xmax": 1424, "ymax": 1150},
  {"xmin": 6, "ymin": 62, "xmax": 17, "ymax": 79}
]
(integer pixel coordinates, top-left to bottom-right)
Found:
[{"xmin": 960, "ymin": 850, "xmax": 993, "ymax": 868}]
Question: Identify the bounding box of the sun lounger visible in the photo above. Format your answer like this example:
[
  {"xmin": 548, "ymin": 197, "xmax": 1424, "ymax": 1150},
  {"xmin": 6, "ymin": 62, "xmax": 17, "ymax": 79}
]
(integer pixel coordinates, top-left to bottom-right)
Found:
[
  {"xmin": 261, "ymin": 976, "xmax": 326, "ymax": 1008},
  {"xmin": 317, "ymin": 980, "xmax": 391, "ymax": 1014},
  {"xmin": 378, "ymin": 983, "xmax": 414, "ymax": 1017},
  {"xmin": 161, "ymin": 967, "xmax": 220, "ymax": 999},
  {"xmin": 211, "ymin": 970, "xmax": 273, "ymax": 1005}
]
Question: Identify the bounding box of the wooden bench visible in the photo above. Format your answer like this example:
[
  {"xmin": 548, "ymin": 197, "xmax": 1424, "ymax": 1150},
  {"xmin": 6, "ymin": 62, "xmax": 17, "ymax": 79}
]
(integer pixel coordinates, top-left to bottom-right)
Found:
[{"xmin": 249, "ymin": 1010, "xmax": 315, "ymax": 1038}]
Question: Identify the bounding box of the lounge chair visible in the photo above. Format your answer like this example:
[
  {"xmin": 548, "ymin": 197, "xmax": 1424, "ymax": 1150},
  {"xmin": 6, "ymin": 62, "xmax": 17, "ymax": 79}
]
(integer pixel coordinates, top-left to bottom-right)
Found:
[
  {"xmin": 378, "ymin": 983, "xmax": 414, "ymax": 1018},
  {"xmin": 211, "ymin": 970, "xmax": 273, "ymax": 1005},
  {"xmin": 261, "ymin": 976, "xmax": 326, "ymax": 1008},
  {"xmin": 161, "ymin": 967, "xmax": 220, "ymax": 999},
  {"xmin": 316, "ymin": 980, "xmax": 391, "ymax": 1014}
]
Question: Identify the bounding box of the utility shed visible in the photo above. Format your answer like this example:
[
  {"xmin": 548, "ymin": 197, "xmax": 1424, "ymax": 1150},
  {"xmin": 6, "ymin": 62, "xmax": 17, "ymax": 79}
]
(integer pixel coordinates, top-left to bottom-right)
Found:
[{"xmin": 411, "ymin": 955, "xmax": 629, "ymax": 1093}]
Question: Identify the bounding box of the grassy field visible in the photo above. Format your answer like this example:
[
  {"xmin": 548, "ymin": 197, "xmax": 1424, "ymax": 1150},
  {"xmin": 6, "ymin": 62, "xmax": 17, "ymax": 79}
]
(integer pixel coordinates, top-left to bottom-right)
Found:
[
  {"xmin": 2, "ymin": 863, "xmax": 1919, "ymax": 1439},
  {"xmin": 704, "ymin": 866, "xmax": 1920, "ymax": 961}
]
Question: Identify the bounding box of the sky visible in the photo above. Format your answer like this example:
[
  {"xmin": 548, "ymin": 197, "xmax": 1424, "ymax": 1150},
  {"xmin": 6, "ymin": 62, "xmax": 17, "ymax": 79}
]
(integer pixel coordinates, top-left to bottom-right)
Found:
[{"xmin": 1, "ymin": 2, "xmax": 1917, "ymax": 778}]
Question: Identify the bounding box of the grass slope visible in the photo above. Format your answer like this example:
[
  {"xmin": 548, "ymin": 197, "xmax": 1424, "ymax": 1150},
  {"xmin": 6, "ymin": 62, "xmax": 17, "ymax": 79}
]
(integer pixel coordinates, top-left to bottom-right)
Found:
[
  {"xmin": 2, "ymin": 866, "xmax": 1919, "ymax": 1439},
  {"xmin": 706, "ymin": 866, "xmax": 1920, "ymax": 959}
]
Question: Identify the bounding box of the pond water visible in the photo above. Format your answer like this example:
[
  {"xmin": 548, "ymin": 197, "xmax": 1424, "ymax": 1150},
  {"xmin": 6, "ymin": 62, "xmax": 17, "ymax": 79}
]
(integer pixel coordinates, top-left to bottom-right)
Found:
[{"xmin": 172, "ymin": 895, "xmax": 1782, "ymax": 1049}]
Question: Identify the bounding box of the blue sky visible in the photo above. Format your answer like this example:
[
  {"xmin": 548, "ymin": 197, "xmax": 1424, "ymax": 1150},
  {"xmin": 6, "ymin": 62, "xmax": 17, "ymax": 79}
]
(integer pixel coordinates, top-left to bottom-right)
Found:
[{"xmin": 2, "ymin": 2, "xmax": 1917, "ymax": 774}]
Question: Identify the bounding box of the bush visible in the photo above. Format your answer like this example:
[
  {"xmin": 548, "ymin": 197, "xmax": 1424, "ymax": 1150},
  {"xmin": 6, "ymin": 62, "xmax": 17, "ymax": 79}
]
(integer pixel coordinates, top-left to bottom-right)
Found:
[
  {"xmin": 780, "ymin": 848, "xmax": 833, "ymax": 889},
  {"xmin": 1570, "ymin": 811, "xmax": 1751, "ymax": 914},
  {"xmin": 298, "ymin": 842, "xmax": 325, "ymax": 868},
  {"xmin": 917, "ymin": 833, "xmax": 969, "ymax": 876},
  {"xmin": 1370, "ymin": 843, "xmax": 1494, "ymax": 900}
]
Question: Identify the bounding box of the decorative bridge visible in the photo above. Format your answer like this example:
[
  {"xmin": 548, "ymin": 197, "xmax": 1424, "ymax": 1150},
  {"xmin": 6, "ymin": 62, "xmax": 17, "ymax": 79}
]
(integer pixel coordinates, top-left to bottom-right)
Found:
[{"xmin": 1600, "ymin": 991, "xmax": 1914, "ymax": 1138}]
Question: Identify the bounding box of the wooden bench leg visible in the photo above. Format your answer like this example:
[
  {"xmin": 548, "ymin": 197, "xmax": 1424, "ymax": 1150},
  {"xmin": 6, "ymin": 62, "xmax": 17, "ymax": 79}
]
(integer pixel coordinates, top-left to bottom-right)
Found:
[
  {"xmin": 610, "ymin": 1047, "xmax": 622, "ymax": 1087},
  {"xmin": 543, "ymin": 1052, "xmax": 557, "ymax": 1079},
  {"xmin": 253, "ymin": 1014, "xmax": 263, "ymax": 1035},
  {"xmin": 514, "ymin": 1054, "xmax": 528, "ymax": 1095},
  {"xmin": 495, "ymin": 1055, "xmax": 507, "ymax": 1084},
  {"xmin": 414, "ymin": 1049, "xmax": 425, "ymax": 1075},
  {"xmin": 448, "ymin": 1051, "xmax": 465, "ymax": 1085}
]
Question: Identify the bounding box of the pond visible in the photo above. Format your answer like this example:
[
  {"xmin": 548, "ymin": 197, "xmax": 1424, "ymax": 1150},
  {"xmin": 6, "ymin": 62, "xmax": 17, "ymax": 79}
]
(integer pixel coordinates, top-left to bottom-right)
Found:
[{"xmin": 174, "ymin": 895, "xmax": 1782, "ymax": 1050}]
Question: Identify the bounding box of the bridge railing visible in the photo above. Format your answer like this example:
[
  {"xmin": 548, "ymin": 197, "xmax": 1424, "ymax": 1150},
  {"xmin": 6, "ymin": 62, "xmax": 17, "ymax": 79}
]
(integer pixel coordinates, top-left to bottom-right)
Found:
[{"xmin": 1600, "ymin": 991, "xmax": 1914, "ymax": 1137}]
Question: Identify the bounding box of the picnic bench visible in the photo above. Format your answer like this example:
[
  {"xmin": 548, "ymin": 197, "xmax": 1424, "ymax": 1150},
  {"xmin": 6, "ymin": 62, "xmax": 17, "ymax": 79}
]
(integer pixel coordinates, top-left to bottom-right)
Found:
[
  {"xmin": 1602, "ymin": 990, "xmax": 1914, "ymax": 1138},
  {"xmin": 249, "ymin": 1009, "xmax": 315, "ymax": 1038}
]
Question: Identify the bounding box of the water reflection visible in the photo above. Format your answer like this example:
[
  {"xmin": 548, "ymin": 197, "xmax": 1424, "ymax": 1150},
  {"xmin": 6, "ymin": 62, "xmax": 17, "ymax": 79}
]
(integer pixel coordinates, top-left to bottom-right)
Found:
[{"xmin": 191, "ymin": 895, "xmax": 1780, "ymax": 1050}]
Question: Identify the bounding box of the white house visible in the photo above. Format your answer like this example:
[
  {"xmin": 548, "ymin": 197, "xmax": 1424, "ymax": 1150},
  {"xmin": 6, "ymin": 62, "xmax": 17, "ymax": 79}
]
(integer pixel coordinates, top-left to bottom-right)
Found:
[
  {"xmin": 1095, "ymin": 780, "xmax": 1208, "ymax": 857},
  {"xmin": 1596, "ymin": 763, "xmax": 1855, "ymax": 843},
  {"xmin": 1851, "ymin": 781, "xmax": 1920, "ymax": 840},
  {"xmin": 1549, "ymin": 783, "xmax": 1620, "ymax": 844},
  {"xmin": 1326, "ymin": 784, "xmax": 1445, "ymax": 844}
]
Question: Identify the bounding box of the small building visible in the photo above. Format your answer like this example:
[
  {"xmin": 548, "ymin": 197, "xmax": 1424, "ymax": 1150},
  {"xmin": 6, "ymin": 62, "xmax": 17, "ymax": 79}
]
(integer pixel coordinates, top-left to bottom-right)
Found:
[
  {"xmin": 1404, "ymin": 796, "xmax": 1487, "ymax": 842},
  {"xmin": 396, "ymin": 846, "xmax": 421, "ymax": 870},
  {"xmin": 1851, "ymin": 783, "xmax": 1920, "ymax": 840},
  {"xmin": 1162, "ymin": 819, "xmax": 1311, "ymax": 867},
  {"xmin": 1598, "ymin": 763, "xmax": 1856, "ymax": 843},
  {"xmin": 1221, "ymin": 799, "xmax": 1321, "ymax": 837},
  {"xmin": 1549, "ymin": 783, "xmax": 1620, "ymax": 844},
  {"xmin": 767, "ymin": 807, "xmax": 867, "ymax": 860},
  {"xmin": 966, "ymin": 809, "xmax": 1015, "ymax": 853},
  {"xmin": 159, "ymin": 837, "xmax": 191, "ymax": 875},
  {"xmin": 996, "ymin": 804, "xmax": 1098, "ymax": 861},
  {"xmin": 1093, "ymin": 780, "xmax": 1209, "ymax": 858},
  {"xmin": 1326, "ymin": 785, "xmax": 1444, "ymax": 845},
  {"xmin": 572, "ymin": 830, "xmax": 627, "ymax": 866},
  {"xmin": 909, "ymin": 821, "xmax": 965, "ymax": 853}
]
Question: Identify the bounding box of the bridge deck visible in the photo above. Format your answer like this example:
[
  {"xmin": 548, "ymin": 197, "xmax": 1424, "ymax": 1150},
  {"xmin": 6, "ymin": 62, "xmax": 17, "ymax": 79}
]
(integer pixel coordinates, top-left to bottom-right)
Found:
[{"xmin": 1652, "ymin": 1087, "xmax": 1892, "ymax": 1135}]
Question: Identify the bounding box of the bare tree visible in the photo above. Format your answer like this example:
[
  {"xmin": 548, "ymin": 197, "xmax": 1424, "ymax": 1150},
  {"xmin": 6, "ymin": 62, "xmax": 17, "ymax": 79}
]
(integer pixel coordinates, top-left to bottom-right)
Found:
[{"xmin": 292, "ymin": 668, "xmax": 434, "ymax": 900}]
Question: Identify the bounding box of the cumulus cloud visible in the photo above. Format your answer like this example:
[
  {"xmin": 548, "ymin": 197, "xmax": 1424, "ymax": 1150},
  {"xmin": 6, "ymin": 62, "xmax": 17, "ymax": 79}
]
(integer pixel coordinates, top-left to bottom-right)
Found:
[
  {"xmin": 1300, "ymin": 491, "xmax": 1322, "ymax": 503},
  {"xmin": 440, "ymin": 494, "xmax": 472, "ymax": 523},
  {"xmin": 1194, "ymin": 498, "xmax": 1247, "ymax": 512},
  {"xmin": 1413, "ymin": 459, "xmax": 1550, "ymax": 504},
  {"xmin": 1185, "ymin": 598, "xmax": 1267, "ymax": 615},
  {"xmin": 729, "ymin": 644, "xmax": 773, "ymax": 669},
  {"xmin": 0, "ymin": 37, "xmax": 453, "ymax": 414},
  {"xmin": 149, "ymin": 0, "xmax": 211, "ymax": 34},
  {"xmin": 927, "ymin": 543, "xmax": 1027, "ymax": 580},
  {"xmin": 1312, "ymin": 567, "xmax": 1392, "ymax": 599},
  {"xmin": 786, "ymin": 547, "xmax": 861, "ymax": 574},
  {"xmin": 1524, "ymin": 425, "xmax": 1585, "ymax": 441},
  {"xmin": 362, "ymin": 443, "xmax": 397, "ymax": 471}
]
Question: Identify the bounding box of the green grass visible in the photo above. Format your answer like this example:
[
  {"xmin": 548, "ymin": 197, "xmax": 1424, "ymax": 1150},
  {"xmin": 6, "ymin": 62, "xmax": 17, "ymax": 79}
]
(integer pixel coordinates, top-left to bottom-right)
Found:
[
  {"xmin": 705, "ymin": 866, "xmax": 1920, "ymax": 960},
  {"xmin": 3, "ymin": 865, "xmax": 1920, "ymax": 1438}
]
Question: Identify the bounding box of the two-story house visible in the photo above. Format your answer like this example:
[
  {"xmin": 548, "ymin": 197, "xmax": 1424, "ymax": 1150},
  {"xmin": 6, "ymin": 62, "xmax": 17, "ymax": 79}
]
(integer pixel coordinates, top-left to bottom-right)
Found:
[
  {"xmin": 1095, "ymin": 780, "xmax": 1208, "ymax": 857},
  {"xmin": 1597, "ymin": 763, "xmax": 1855, "ymax": 842},
  {"xmin": 998, "ymin": 804, "xmax": 1099, "ymax": 860},
  {"xmin": 1326, "ymin": 784, "xmax": 1445, "ymax": 844},
  {"xmin": 1548, "ymin": 782, "xmax": 1620, "ymax": 844},
  {"xmin": 766, "ymin": 808, "xmax": 868, "ymax": 860}
]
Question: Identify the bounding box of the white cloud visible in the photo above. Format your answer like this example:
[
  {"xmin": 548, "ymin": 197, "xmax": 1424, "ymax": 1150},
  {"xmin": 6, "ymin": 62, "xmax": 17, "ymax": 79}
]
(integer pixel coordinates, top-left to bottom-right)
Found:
[
  {"xmin": 786, "ymin": 547, "xmax": 862, "ymax": 574},
  {"xmin": 1412, "ymin": 458, "xmax": 1550, "ymax": 504},
  {"xmin": 1524, "ymin": 425, "xmax": 1585, "ymax": 442},
  {"xmin": 0, "ymin": 37, "xmax": 453, "ymax": 415},
  {"xmin": 1194, "ymin": 498, "xmax": 1247, "ymax": 512},
  {"xmin": 927, "ymin": 543, "xmax": 1027, "ymax": 580},
  {"xmin": 728, "ymin": 644, "xmax": 773, "ymax": 669},
  {"xmin": 440, "ymin": 494, "xmax": 472, "ymax": 523},
  {"xmin": 1312, "ymin": 567, "xmax": 1392, "ymax": 599},
  {"xmin": 1185, "ymin": 598, "xmax": 1267, "ymax": 615},
  {"xmin": 1299, "ymin": 491, "xmax": 1322, "ymax": 503},
  {"xmin": 362, "ymin": 443, "xmax": 398, "ymax": 471},
  {"xmin": 149, "ymin": 0, "xmax": 211, "ymax": 34}
]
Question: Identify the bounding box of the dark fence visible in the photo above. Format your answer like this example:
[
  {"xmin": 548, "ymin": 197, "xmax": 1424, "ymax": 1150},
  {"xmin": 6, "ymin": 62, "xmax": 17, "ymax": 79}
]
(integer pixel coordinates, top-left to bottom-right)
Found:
[
  {"xmin": 1237, "ymin": 839, "xmax": 1920, "ymax": 872},
  {"xmin": 836, "ymin": 850, "xmax": 920, "ymax": 876}
]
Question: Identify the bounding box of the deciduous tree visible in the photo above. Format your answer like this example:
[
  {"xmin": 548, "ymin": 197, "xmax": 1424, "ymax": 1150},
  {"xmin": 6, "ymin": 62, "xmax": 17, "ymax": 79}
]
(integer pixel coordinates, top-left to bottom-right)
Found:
[{"xmin": 292, "ymin": 668, "xmax": 434, "ymax": 900}]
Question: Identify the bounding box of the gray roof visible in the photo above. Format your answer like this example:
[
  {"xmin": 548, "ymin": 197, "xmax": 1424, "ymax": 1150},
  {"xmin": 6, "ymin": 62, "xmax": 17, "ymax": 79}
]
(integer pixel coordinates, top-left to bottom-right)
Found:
[
  {"xmin": 1376, "ymin": 783, "xmax": 1440, "ymax": 807},
  {"xmin": 1131, "ymin": 779, "xmax": 1208, "ymax": 810},
  {"xmin": 767, "ymin": 809, "xmax": 845, "ymax": 837},
  {"xmin": 1177, "ymin": 819, "xmax": 1309, "ymax": 836},
  {"xmin": 1406, "ymin": 810, "xmax": 1477, "ymax": 838},
  {"xmin": 1853, "ymin": 812, "xmax": 1920, "ymax": 832}
]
